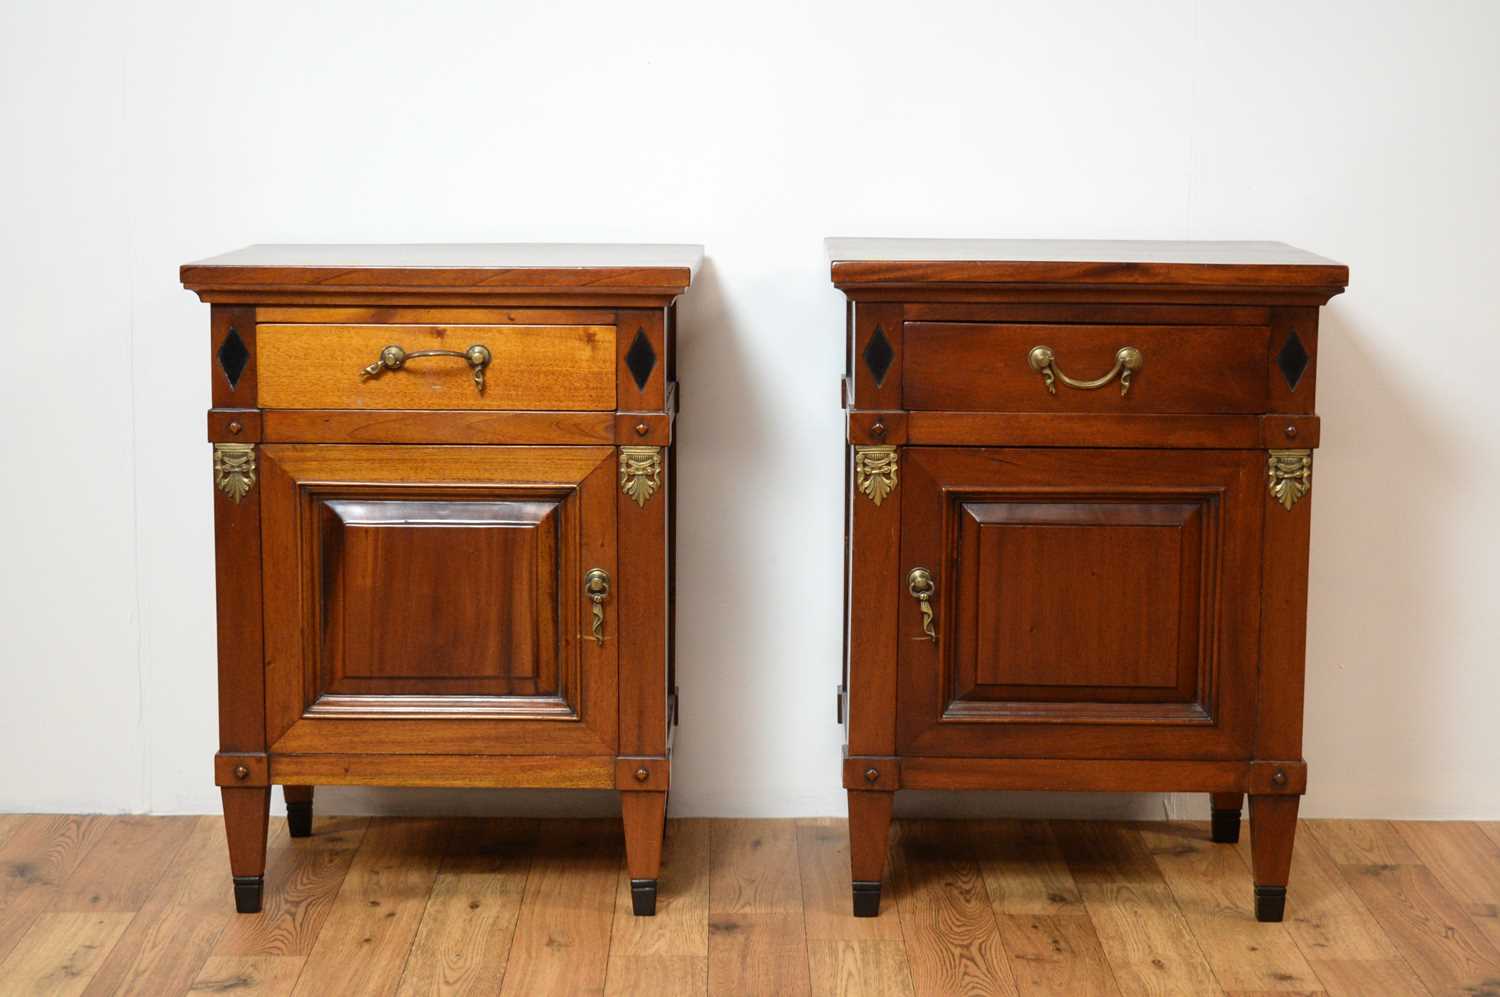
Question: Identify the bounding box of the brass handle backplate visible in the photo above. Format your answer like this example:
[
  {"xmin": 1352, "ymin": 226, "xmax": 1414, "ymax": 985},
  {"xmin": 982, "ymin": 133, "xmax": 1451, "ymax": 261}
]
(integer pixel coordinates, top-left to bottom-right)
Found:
[
  {"xmin": 907, "ymin": 567, "xmax": 936, "ymax": 643},
  {"xmin": 361, "ymin": 344, "xmax": 492, "ymax": 394},
  {"xmin": 1028, "ymin": 345, "xmax": 1143, "ymax": 397},
  {"xmin": 584, "ymin": 568, "xmax": 611, "ymax": 646}
]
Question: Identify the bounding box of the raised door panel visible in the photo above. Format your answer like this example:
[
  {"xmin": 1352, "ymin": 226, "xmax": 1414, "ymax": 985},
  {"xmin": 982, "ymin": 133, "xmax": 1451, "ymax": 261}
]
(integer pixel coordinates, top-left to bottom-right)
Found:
[
  {"xmin": 260, "ymin": 445, "xmax": 617, "ymax": 756},
  {"xmin": 898, "ymin": 447, "xmax": 1261, "ymax": 760}
]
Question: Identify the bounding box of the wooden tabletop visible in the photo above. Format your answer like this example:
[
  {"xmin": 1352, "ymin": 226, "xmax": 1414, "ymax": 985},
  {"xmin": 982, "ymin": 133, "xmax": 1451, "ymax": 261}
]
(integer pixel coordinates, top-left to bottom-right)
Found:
[
  {"xmin": 827, "ymin": 238, "xmax": 1347, "ymax": 289},
  {"xmin": 181, "ymin": 243, "xmax": 703, "ymax": 299}
]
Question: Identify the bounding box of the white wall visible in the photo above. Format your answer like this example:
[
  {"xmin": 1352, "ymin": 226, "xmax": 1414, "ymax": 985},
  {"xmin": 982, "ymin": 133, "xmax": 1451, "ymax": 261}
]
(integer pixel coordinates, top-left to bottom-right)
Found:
[{"xmin": 2, "ymin": 0, "xmax": 1497, "ymax": 821}]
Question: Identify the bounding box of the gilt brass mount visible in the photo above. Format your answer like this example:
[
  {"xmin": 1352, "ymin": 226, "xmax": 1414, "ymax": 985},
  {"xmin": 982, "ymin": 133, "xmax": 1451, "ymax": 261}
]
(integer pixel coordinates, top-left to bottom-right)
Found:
[
  {"xmin": 1267, "ymin": 449, "xmax": 1313, "ymax": 510},
  {"xmin": 1029, "ymin": 344, "xmax": 1143, "ymax": 397},
  {"xmin": 584, "ymin": 568, "xmax": 611, "ymax": 646},
  {"xmin": 213, "ymin": 443, "xmax": 257, "ymax": 503},
  {"xmin": 907, "ymin": 567, "xmax": 937, "ymax": 643},
  {"xmin": 360, "ymin": 343, "xmax": 492, "ymax": 395},
  {"xmin": 854, "ymin": 445, "xmax": 899, "ymax": 506},
  {"xmin": 619, "ymin": 446, "xmax": 662, "ymax": 507}
]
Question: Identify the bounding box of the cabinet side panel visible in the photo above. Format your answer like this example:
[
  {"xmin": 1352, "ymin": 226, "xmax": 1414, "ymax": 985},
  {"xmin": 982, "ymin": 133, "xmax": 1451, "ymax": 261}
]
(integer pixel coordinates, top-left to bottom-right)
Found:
[
  {"xmin": 846, "ymin": 448, "xmax": 902, "ymax": 756},
  {"xmin": 213, "ymin": 445, "xmax": 266, "ymax": 753},
  {"xmin": 617, "ymin": 447, "xmax": 666, "ymax": 756}
]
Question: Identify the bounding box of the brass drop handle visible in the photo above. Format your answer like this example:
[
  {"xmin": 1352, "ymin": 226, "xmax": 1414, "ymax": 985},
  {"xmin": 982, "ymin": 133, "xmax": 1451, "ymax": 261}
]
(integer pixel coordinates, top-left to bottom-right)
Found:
[
  {"xmin": 1028, "ymin": 345, "xmax": 1143, "ymax": 397},
  {"xmin": 360, "ymin": 344, "xmax": 492, "ymax": 395},
  {"xmin": 907, "ymin": 567, "xmax": 937, "ymax": 643},
  {"xmin": 584, "ymin": 569, "xmax": 611, "ymax": 646}
]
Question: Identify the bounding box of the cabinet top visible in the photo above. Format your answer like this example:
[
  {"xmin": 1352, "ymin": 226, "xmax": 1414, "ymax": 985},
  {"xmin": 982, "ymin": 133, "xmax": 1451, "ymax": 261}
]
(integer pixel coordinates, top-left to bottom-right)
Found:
[
  {"xmin": 181, "ymin": 243, "xmax": 703, "ymax": 304},
  {"xmin": 827, "ymin": 238, "xmax": 1347, "ymax": 291}
]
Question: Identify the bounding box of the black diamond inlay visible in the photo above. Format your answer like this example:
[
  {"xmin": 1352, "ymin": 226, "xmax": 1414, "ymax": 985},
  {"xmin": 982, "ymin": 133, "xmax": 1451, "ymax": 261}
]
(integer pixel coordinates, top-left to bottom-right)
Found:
[
  {"xmin": 863, "ymin": 325, "xmax": 894, "ymax": 387},
  {"xmin": 624, "ymin": 327, "xmax": 656, "ymax": 391},
  {"xmin": 1276, "ymin": 331, "xmax": 1310, "ymax": 391},
  {"xmin": 217, "ymin": 326, "xmax": 249, "ymax": 389}
]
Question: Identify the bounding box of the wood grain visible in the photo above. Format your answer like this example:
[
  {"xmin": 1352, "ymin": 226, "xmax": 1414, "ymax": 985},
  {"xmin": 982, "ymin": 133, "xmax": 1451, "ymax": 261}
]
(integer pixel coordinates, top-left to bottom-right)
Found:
[
  {"xmin": 1052, "ymin": 821, "xmax": 1221, "ymax": 995},
  {"xmin": 0, "ymin": 911, "xmax": 133, "ymax": 995},
  {"xmin": 1139, "ymin": 822, "xmax": 1319, "ymax": 992},
  {"xmin": 708, "ymin": 820, "xmax": 811, "ymax": 996},
  {"xmin": 1394, "ymin": 820, "xmax": 1500, "ymax": 951},
  {"xmin": 395, "ymin": 819, "xmax": 534, "ymax": 996},
  {"xmin": 190, "ymin": 955, "xmax": 307, "ymax": 994},
  {"xmin": 994, "ymin": 913, "xmax": 1122, "ymax": 996},
  {"xmin": 213, "ymin": 817, "xmax": 368, "ymax": 957},
  {"xmin": 605, "ymin": 819, "xmax": 710, "ymax": 997},
  {"xmin": 291, "ymin": 819, "xmax": 450, "ymax": 996},
  {"xmin": 257, "ymin": 324, "xmax": 615, "ymax": 411},
  {"xmin": 48, "ymin": 816, "xmax": 196, "ymax": 914},
  {"xmin": 971, "ymin": 819, "xmax": 1086, "ymax": 916},
  {"xmin": 498, "ymin": 820, "xmax": 620, "ymax": 996},
  {"xmin": 888, "ymin": 820, "xmax": 1016, "ymax": 996}
]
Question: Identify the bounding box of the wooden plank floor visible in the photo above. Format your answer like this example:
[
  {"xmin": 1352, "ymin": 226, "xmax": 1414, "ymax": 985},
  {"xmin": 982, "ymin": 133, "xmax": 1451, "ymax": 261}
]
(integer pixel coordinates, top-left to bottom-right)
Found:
[{"xmin": 0, "ymin": 816, "xmax": 1494, "ymax": 995}]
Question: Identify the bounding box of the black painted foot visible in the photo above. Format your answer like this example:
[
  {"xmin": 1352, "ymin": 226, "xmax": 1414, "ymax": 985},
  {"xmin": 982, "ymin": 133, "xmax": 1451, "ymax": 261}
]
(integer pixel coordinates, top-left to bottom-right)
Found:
[
  {"xmin": 232, "ymin": 875, "xmax": 264, "ymax": 914},
  {"xmin": 286, "ymin": 801, "xmax": 313, "ymax": 838},
  {"xmin": 852, "ymin": 880, "xmax": 881, "ymax": 917},
  {"xmin": 1255, "ymin": 885, "xmax": 1287, "ymax": 923},
  {"xmin": 631, "ymin": 879, "xmax": 658, "ymax": 917},
  {"xmin": 1210, "ymin": 808, "xmax": 1242, "ymax": 844}
]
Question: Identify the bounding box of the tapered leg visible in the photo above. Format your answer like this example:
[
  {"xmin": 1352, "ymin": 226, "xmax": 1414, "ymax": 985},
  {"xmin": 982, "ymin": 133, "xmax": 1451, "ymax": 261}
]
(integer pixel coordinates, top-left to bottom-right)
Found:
[
  {"xmin": 621, "ymin": 790, "xmax": 667, "ymax": 916},
  {"xmin": 848, "ymin": 790, "xmax": 894, "ymax": 917},
  {"xmin": 283, "ymin": 785, "xmax": 314, "ymax": 838},
  {"xmin": 1249, "ymin": 795, "xmax": 1299, "ymax": 922},
  {"xmin": 1210, "ymin": 791, "xmax": 1244, "ymax": 844},
  {"xmin": 222, "ymin": 786, "xmax": 271, "ymax": 913}
]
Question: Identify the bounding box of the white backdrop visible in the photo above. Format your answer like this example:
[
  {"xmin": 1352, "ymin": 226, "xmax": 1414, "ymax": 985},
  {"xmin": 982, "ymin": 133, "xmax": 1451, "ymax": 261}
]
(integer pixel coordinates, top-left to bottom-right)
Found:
[{"xmin": 2, "ymin": 0, "xmax": 1497, "ymax": 821}]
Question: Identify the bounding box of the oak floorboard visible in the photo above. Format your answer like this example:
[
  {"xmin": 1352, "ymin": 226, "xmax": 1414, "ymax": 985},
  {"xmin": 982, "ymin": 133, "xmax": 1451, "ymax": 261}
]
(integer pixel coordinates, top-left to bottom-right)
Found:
[
  {"xmin": 1232, "ymin": 827, "xmax": 1429, "ymax": 996},
  {"xmin": 994, "ymin": 913, "xmax": 1122, "ymax": 996},
  {"xmin": 214, "ymin": 816, "xmax": 367, "ymax": 957},
  {"xmin": 971, "ymin": 819, "xmax": 1086, "ymax": 917},
  {"xmin": 1139, "ymin": 822, "xmax": 1321, "ymax": 992},
  {"xmin": 497, "ymin": 819, "xmax": 620, "ymax": 997},
  {"xmin": 708, "ymin": 819, "xmax": 810, "ymax": 996},
  {"xmin": 605, "ymin": 818, "xmax": 710, "ymax": 997},
  {"xmin": 0, "ymin": 911, "xmax": 133, "ymax": 996},
  {"xmin": 0, "ymin": 816, "xmax": 115, "ymax": 964},
  {"xmin": 889, "ymin": 820, "xmax": 1016, "ymax": 997},
  {"xmin": 1052, "ymin": 820, "xmax": 1222, "ymax": 996},
  {"xmin": 290, "ymin": 818, "xmax": 451, "ymax": 997},
  {"xmin": 48, "ymin": 815, "xmax": 197, "ymax": 914},
  {"xmin": 1396, "ymin": 821, "xmax": 1500, "ymax": 952},
  {"xmin": 796, "ymin": 818, "xmax": 903, "ymax": 941},
  {"xmin": 1309, "ymin": 822, "xmax": 1500, "ymax": 996},
  {"xmin": 807, "ymin": 938, "xmax": 915, "ymax": 997},
  {"xmin": 80, "ymin": 816, "xmax": 233, "ymax": 997},
  {"xmin": 190, "ymin": 955, "xmax": 307, "ymax": 994},
  {"xmin": 395, "ymin": 818, "xmax": 535, "ymax": 996}
]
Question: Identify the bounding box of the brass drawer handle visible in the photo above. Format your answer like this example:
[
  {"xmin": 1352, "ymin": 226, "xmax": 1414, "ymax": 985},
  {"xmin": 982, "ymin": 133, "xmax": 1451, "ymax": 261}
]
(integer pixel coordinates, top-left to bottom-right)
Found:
[
  {"xmin": 584, "ymin": 568, "xmax": 611, "ymax": 646},
  {"xmin": 360, "ymin": 344, "xmax": 492, "ymax": 395},
  {"xmin": 1028, "ymin": 344, "xmax": 1143, "ymax": 397},
  {"xmin": 907, "ymin": 567, "xmax": 937, "ymax": 643}
]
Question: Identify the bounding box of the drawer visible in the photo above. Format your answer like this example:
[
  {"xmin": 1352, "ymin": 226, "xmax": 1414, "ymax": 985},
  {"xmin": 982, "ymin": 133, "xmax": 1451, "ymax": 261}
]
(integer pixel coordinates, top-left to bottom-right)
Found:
[
  {"xmin": 903, "ymin": 322, "xmax": 1269, "ymax": 414},
  {"xmin": 256, "ymin": 323, "xmax": 616, "ymax": 410}
]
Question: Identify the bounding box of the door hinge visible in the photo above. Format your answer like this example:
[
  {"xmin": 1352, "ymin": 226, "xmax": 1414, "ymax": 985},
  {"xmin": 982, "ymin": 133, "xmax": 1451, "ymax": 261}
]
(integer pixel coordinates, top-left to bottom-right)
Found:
[{"xmin": 836, "ymin": 684, "xmax": 846, "ymax": 725}]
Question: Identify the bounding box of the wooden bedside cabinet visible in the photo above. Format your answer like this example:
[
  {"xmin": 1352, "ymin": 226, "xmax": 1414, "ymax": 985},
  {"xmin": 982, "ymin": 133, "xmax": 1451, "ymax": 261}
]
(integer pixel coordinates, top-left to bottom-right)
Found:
[
  {"xmin": 182, "ymin": 244, "xmax": 700, "ymax": 917},
  {"xmin": 830, "ymin": 239, "xmax": 1347, "ymax": 922}
]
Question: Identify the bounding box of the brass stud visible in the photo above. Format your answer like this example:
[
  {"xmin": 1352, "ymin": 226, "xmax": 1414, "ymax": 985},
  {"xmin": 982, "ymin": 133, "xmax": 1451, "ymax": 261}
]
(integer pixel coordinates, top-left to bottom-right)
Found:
[
  {"xmin": 864, "ymin": 768, "xmax": 880, "ymax": 784},
  {"xmin": 1272, "ymin": 768, "xmax": 1288, "ymax": 787},
  {"xmin": 870, "ymin": 421, "xmax": 886, "ymax": 440},
  {"xmin": 228, "ymin": 420, "xmax": 243, "ymax": 435},
  {"xmin": 1284, "ymin": 425, "xmax": 1297, "ymax": 439},
  {"xmin": 634, "ymin": 767, "xmax": 650, "ymax": 783},
  {"xmin": 635, "ymin": 422, "xmax": 649, "ymax": 436},
  {"xmin": 233, "ymin": 765, "xmax": 249, "ymax": 781}
]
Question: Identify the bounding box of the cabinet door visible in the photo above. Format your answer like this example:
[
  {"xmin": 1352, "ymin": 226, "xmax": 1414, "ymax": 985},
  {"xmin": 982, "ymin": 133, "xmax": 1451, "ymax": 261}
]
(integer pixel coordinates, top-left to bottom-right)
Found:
[
  {"xmin": 898, "ymin": 448, "xmax": 1262, "ymax": 760},
  {"xmin": 260, "ymin": 445, "xmax": 617, "ymax": 756}
]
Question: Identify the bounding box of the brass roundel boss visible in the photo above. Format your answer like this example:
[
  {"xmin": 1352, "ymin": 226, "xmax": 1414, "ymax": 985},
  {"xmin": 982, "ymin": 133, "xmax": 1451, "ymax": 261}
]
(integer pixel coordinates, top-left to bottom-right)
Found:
[
  {"xmin": 233, "ymin": 764, "xmax": 250, "ymax": 781},
  {"xmin": 634, "ymin": 767, "xmax": 650, "ymax": 783},
  {"xmin": 379, "ymin": 344, "xmax": 407, "ymax": 369},
  {"xmin": 464, "ymin": 344, "xmax": 492, "ymax": 368},
  {"xmin": 585, "ymin": 569, "xmax": 610, "ymax": 598},
  {"xmin": 864, "ymin": 768, "xmax": 880, "ymax": 784},
  {"xmin": 1272, "ymin": 768, "xmax": 1288, "ymax": 787},
  {"xmin": 907, "ymin": 567, "xmax": 934, "ymax": 598}
]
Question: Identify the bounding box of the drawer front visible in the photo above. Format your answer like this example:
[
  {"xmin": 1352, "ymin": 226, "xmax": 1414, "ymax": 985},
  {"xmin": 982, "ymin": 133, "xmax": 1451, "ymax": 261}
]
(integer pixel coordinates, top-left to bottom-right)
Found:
[
  {"xmin": 257, "ymin": 323, "xmax": 616, "ymax": 410},
  {"xmin": 903, "ymin": 323, "xmax": 1268, "ymax": 414}
]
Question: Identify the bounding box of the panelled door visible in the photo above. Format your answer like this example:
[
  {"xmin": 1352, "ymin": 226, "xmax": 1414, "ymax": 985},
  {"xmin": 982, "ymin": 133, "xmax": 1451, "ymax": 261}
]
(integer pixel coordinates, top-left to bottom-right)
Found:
[
  {"xmin": 259, "ymin": 445, "xmax": 618, "ymax": 756},
  {"xmin": 897, "ymin": 447, "xmax": 1263, "ymax": 760}
]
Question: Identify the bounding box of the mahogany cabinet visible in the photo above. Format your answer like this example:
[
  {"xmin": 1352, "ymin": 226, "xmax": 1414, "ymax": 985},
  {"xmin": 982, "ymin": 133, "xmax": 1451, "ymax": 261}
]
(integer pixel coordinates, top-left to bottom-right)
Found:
[
  {"xmin": 183, "ymin": 244, "xmax": 700, "ymax": 917},
  {"xmin": 830, "ymin": 239, "xmax": 1347, "ymax": 922}
]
